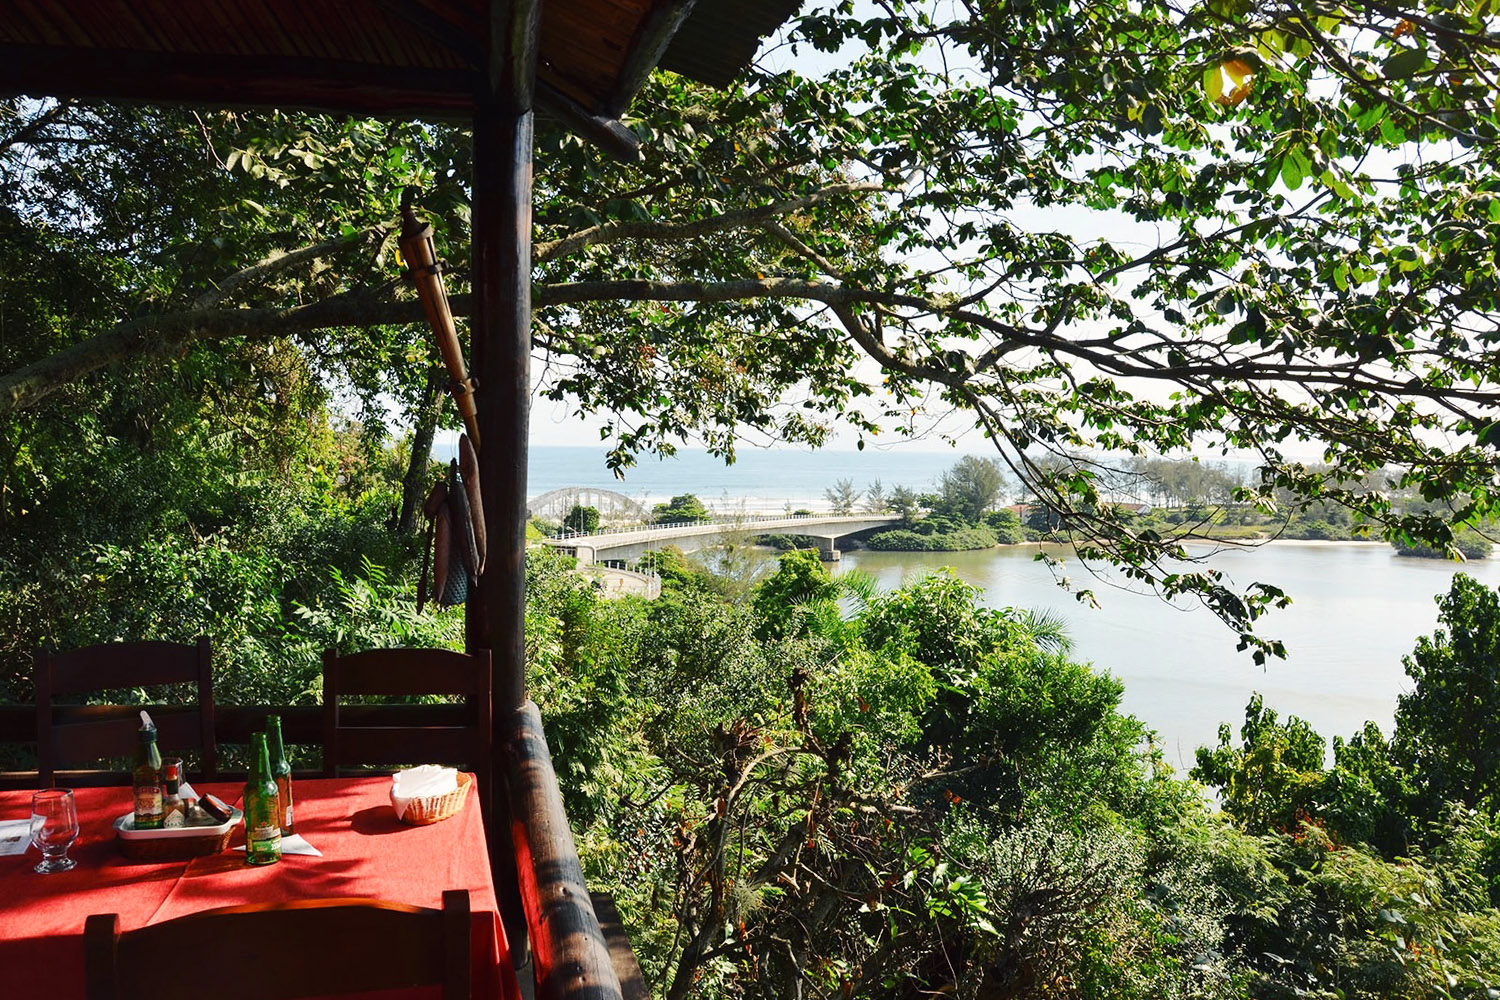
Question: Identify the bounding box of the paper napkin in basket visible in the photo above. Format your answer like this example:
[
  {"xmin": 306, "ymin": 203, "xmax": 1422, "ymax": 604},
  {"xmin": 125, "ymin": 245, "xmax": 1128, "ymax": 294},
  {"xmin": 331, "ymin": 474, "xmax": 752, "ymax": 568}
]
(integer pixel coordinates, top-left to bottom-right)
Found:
[{"xmin": 391, "ymin": 765, "xmax": 459, "ymax": 821}]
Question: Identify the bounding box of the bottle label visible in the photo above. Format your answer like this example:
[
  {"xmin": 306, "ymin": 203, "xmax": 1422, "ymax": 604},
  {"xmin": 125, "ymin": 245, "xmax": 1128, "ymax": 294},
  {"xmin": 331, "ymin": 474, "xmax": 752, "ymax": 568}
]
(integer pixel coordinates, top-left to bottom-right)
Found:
[
  {"xmin": 164, "ymin": 807, "xmax": 185, "ymax": 829},
  {"xmin": 277, "ymin": 775, "xmax": 294, "ymax": 833},
  {"xmin": 134, "ymin": 787, "xmax": 163, "ymax": 825},
  {"xmin": 250, "ymin": 823, "xmax": 281, "ymax": 853}
]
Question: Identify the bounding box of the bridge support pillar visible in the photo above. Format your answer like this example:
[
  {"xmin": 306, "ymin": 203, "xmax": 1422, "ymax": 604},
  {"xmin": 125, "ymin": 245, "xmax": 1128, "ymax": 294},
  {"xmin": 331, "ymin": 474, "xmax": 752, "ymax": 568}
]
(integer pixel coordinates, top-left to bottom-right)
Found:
[{"xmin": 817, "ymin": 538, "xmax": 842, "ymax": 562}]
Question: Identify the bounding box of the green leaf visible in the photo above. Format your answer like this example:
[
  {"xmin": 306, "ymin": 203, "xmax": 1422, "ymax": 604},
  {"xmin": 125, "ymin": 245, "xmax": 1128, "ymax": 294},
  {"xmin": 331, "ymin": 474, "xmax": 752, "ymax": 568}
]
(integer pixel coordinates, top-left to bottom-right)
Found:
[
  {"xmin": 1383, "ymin": 46, "xmax": 1430, "ymax": 80},
  {"xmin": 1280, "ymin": 149, "xmax": 1310, "ymax": 191},
  {"xmin": 1202, "ymin": 65, "xmax": 1224, "ymax": 105}
]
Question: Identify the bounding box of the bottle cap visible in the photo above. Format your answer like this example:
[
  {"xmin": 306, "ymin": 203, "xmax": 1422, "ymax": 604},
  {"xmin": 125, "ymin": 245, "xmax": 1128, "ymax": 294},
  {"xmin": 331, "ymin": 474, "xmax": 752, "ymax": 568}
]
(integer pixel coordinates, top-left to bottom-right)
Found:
[
  {"xmin": 138, "ymin": 709, "xmax": 157, "ymax": 741},
  {"xmin": 199, "ymin": 794, "xmax": 232, "ymax": 824}
]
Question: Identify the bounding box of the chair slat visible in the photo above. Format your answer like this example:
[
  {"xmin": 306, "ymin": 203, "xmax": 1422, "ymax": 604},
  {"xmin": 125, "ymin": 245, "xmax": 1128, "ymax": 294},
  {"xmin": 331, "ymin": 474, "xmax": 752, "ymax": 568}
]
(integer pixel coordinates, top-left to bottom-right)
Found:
[
  {"xmin": 323, "ymin": 647, "xmax": 492, "ymax": 817},
  {"xmin": 36, "ymin": 639, "xmax": 216, "ymax": 786},
  {"xmin": 333, "ymin": 726, "xmax": 475, "ymax": 765},
  {"xmin": 332, "ymin": 648, "xmax": 488, "ymax": 695},
  {"xmin": 42, "ymin": 711, "xmax": 202, "ymax": 765},
  {"xmin": 46, "ymin": 640, "xmax": 207, "ymax": 695}
]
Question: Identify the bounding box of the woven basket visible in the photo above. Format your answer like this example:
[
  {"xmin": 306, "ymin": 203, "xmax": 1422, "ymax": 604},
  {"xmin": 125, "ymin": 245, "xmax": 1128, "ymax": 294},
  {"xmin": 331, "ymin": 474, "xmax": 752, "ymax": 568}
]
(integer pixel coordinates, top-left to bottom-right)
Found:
[
  {"xmin": 397, "ymin": 771, "xmax": 471, "ymax": 826},
  {"xmin": 117, "ymin": 825, "xmax": 235, "ymax": 862}
]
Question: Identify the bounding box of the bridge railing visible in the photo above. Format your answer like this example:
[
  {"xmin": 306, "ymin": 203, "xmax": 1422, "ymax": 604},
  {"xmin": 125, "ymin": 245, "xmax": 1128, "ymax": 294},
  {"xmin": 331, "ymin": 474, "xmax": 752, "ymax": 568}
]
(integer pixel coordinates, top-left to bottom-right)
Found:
[{"xmin": 545, "ymin": 511, "xmax": 895, "ymax": 541}]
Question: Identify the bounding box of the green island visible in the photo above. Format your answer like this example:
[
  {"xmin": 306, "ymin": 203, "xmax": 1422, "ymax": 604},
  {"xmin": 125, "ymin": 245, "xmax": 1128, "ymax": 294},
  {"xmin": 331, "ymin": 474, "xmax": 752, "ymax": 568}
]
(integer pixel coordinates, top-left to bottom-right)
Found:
[{"xmin": 795, "ymin": 457, "xmax": 1496, "ymax": 560}]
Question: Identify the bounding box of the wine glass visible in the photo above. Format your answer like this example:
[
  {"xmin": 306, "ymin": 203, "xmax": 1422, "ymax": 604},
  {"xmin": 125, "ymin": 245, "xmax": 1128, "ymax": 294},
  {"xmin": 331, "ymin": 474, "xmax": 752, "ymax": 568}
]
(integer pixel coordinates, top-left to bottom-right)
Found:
[{"xmin": 30, "ymin": 788, "xmax": 79, "ymax": 874}]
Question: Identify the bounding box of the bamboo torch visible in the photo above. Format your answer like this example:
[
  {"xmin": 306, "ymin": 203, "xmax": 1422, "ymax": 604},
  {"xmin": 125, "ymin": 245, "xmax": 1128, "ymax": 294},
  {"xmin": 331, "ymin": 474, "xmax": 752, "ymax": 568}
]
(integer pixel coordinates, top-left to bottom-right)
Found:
[{"xmin": 400, "ymin": 201, "xmax": 481, "ymax": 450}]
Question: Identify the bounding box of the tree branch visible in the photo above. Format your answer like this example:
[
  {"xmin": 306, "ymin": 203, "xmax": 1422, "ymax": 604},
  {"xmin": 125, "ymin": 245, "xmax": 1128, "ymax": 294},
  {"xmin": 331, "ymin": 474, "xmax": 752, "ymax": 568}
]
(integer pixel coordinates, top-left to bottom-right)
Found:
[
  {"xmin": 534, "ymin": 182, "xmax": 887, "ymax": 264},
  {"xmin": 0, "ymin": 99, "xmax": 75, "ymax": 156},
  {"xmin": 0, "ymin": 286, "xmax": 416, "ymax": 412},
  {"xmin": 5, "ymin": 270, "xmax": 1496, "ymax": 422},
  {"xmin": 190, "ymin": 225, "xmax": 388, "ymax": 309}
]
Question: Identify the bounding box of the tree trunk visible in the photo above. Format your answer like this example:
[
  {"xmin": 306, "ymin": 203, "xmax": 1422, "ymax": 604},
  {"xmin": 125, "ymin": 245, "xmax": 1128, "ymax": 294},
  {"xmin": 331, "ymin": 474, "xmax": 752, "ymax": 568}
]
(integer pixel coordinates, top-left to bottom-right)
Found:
[{"xmin": 397, "ymin": 367, "xmax": 444, "ymax": 535}]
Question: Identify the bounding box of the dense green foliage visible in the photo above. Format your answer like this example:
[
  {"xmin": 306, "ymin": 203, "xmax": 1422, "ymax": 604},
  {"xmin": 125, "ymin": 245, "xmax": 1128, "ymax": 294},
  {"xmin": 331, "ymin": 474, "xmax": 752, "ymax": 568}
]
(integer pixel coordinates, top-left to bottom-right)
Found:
[
  {"xmin": 528, "ymin": 553, "xmax": 1500, "ymax": 999},
  {"xmin": 1194, "ymin": 572, "xmax": 1500, "ymax": 854},
  {"xmin": 862, "ymin": 458, "xmax": 1015, "ymax": 551},
  {"xmin": 0, "ymin": 414, "xmax": 457, "ymax": 708},
  {"xmin": 864, "ymin": 523, "xmax": 999, "ymax": 551},
  {"xmin": 1394, "ymin": 531, "xmax": 1494, "ymax": 560},
  {"xmin": 937, "ymin": 456, "xmax": 1008, "ymax": 524},
  {"xmin": 563, "ymin": 504, "xmax": 601, "ymax": 534},
  {"xmin": 1395, "ymin": 575, "xmax": 1500, "ymax": 819},
  {"xmin": 985, "ymin": 508, "xmax": 1026, "ymax": 545}
]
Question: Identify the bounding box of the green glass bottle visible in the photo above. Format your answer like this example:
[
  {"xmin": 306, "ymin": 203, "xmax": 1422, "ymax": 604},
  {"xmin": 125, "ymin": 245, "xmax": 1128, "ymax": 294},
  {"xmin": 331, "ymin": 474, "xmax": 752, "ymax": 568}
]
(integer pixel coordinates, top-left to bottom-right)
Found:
[
  {"xmin": 265, "ymin": 715, "xmax": 294, "ymax": 835},
  {"xmin": 243, "ymin": 733, "xmax": 281, "ymax": 865},
  {"xmin": 132, "ymin": 710, "xmax": 164, "ymax": 830}
]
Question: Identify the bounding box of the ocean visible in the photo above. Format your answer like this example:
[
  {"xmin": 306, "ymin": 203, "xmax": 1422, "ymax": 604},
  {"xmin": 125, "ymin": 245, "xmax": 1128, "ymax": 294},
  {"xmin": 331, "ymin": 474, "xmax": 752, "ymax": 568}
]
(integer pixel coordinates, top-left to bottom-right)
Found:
[{"xmin": 437, "ymin": 442, "xmax": 973, "ymax": 511}]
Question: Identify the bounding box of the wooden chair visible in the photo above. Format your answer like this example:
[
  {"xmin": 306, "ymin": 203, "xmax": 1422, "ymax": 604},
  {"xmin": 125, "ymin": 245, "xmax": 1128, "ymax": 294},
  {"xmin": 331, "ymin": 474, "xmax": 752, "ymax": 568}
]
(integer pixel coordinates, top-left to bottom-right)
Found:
[
  {"xmin": 35, "ymin": 638, "xmax": 216, "ymax": 787},
  {"xmin": 84, "ymin": 890, "xmax": 472, "ymax": 1000},
  {"xmin": 322, "ymin": 647, "xmax": 492, "ymax": 815}
]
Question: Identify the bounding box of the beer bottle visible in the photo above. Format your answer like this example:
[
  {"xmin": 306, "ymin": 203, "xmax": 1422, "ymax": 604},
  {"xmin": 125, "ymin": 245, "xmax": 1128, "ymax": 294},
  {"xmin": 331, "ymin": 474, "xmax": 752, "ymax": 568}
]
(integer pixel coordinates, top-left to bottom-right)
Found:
[
  {"xmin": 244, "ymin": 733, "xmax": 282, "ymax": 865},
  {"xmin": 266, "ymin": 715, "xmax": 295, "ymax": 835},
  {"xmin": 132, "ymin": 710, "xmax": 164, "ymax": 830}
]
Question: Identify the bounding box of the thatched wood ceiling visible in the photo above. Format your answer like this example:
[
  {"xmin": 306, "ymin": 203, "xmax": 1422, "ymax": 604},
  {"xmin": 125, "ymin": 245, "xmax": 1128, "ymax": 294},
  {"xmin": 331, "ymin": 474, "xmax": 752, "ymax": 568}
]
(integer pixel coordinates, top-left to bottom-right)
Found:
[{"xmin": 0, "ymin": 1, "xmax": 800, "ymax": 152}]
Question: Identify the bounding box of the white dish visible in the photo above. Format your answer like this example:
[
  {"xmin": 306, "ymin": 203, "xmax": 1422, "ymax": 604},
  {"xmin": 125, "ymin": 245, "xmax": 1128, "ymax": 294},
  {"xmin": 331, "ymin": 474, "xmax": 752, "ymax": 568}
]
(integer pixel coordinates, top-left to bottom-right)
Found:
[{"xmin": 112, "ymin": 808, "xmax": 241, "ymax": 840}]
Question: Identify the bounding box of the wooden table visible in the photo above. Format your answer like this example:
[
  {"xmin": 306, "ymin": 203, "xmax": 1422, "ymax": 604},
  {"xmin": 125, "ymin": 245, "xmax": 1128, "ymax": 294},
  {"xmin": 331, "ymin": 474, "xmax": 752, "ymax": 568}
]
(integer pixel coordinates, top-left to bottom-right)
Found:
[{"xmin": 0, "ymin": 776, "xmax": 518, "ymax": 999}]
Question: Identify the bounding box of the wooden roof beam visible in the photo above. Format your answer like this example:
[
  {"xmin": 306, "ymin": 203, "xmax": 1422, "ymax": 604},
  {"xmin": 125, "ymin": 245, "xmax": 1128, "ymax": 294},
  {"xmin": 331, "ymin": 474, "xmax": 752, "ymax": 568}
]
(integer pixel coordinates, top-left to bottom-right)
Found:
[
  {"xmin": 605, "ymin": 0, "xmax": 698, "ymax": 117},
  {"xmin": 0, "ymin": 45, "xmax": 475, "ymax": 119},
  {"xmin": 370, "ymin": 1, "xmax": 484, "ymax": 67},
  {"xmin": 537, "ymin": 82, "xmax": 641, "ymax": 161}
]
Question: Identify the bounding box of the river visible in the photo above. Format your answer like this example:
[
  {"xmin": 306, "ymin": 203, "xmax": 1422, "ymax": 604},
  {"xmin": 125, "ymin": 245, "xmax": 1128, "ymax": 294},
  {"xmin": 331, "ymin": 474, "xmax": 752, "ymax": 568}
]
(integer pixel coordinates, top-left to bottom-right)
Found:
[
  {"xmin": 842, "ymin": 542, "xmax": 1500, "ymax": 769},
  {"xmin": 510, "ymin": 444, "xmax": 1492, "ymax": 768}
]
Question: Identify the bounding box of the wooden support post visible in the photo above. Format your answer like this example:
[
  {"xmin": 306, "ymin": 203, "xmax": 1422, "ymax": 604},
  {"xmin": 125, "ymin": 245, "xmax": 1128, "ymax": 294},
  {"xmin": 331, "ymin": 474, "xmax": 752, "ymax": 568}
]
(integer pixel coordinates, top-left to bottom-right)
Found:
[
  {"xmin": 470, "ymin": 90, "xmax": 533, "ymax": 986},
  {"xmin": 469, "ymin": 99, "xmax": 532, "ymax": 714},
  {"xmin": 470, "ymin": 0, "xmax": 541, "ymax": 977}
]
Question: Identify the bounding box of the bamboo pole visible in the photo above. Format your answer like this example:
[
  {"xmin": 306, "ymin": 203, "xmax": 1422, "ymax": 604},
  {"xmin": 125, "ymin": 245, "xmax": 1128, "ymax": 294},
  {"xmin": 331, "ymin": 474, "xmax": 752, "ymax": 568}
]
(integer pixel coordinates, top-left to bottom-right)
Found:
[{"xmin": 399, "ymin": 203, "xmax": 482, "ymax": 450}]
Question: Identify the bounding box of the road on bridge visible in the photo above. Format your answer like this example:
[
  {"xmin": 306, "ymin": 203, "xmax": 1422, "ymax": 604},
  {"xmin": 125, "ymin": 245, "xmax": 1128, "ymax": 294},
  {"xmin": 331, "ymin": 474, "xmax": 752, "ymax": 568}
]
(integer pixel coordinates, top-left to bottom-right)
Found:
[{"xmin": 541, "ymin": 513, "xmax": 900, "ymax": 565}]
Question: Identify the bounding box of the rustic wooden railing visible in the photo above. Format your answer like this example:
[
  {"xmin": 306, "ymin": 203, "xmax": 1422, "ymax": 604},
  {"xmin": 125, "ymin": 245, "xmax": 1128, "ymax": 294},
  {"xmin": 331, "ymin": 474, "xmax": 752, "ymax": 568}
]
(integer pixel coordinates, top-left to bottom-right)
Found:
[{"xmin": 506, "ymin": 703, "xmax": 622, "ymax": 999}]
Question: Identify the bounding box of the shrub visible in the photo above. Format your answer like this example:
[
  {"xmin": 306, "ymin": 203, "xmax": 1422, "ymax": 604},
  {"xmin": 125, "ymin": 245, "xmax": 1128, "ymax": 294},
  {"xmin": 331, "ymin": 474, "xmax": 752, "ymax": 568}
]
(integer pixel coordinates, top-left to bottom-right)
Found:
[
  {"xmin": 866, "ymin": 526, "xmax": 998, "ymax": 551},
  {"xmin": 984, "ymin": 509, "xmax": 1024, "ymax": 544},
  {"xmin": 1393, "ymin": 531, "xmax": 1492, "ymax": 560}
]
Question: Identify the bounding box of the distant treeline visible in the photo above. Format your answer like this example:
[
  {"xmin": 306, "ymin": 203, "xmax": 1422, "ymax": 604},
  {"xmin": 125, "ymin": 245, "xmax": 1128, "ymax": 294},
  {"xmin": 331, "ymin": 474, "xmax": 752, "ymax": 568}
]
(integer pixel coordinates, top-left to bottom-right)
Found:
[{"xmin": 815, "ymin": 455, "xmax": 1494, "ymax": 558}]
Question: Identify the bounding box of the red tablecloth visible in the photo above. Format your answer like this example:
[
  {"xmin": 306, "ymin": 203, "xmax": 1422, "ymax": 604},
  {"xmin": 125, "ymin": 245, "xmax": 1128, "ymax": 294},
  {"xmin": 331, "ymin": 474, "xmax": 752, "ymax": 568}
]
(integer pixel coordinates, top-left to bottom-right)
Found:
[{"xmin": 0, "ymin": 777, "xmax": 518, "ymax": 1000}]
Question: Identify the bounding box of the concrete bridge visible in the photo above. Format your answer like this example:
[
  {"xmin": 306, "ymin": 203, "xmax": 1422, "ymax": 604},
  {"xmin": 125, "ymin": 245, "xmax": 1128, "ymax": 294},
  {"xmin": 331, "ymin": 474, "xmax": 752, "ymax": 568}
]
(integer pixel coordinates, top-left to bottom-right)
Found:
[
  {"xmin": 541, "ymin": 513, "xmax": 900, "ymax": 565},
  {"xmin": 527, "ymin": 486, "xmax": 650, "ymax": 521}
]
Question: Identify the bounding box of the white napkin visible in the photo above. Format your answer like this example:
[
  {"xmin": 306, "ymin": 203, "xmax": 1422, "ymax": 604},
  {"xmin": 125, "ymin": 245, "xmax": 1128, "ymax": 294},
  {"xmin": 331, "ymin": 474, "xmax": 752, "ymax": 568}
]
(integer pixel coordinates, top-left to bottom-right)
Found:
[
  {"xmin": 391, "ymin": 765, "xmax": 459, "ymax": 820},
  {"xmin": 235, "ymin": 834, "xmax": 322, "ymax": 857},
  {"xmin": 0, "ymin": 818, "xmax": 31, "ymax": 856}
]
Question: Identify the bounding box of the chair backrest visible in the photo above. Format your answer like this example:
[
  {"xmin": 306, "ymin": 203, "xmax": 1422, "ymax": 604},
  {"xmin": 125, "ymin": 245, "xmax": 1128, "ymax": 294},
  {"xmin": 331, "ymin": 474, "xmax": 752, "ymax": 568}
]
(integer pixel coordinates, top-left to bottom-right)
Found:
[
  {"xmin": 84, "ymin": 890, "xmax": 472, "ymax": 1000},
  {"xmin": 35, "ymin": 638, "xmax": 216, "ymax": 787},
  {"xmin": 322, "ymin": 647, "xmax": 492, "ymax": 813}
]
